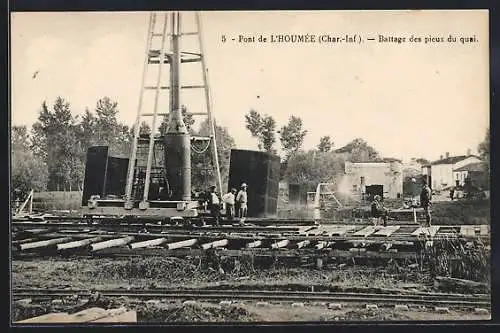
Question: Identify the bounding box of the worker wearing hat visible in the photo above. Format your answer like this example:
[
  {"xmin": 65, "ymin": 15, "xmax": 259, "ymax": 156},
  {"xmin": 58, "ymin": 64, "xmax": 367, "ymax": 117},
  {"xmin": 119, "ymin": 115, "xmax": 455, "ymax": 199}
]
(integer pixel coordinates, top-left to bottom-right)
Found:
[
  {"xmin": 236, "ymin": 183, "xmax": 248, "ymax": 221},
  {"xmin": 207, "ymin": 185, "xmax": 222, "ymax": 226}
]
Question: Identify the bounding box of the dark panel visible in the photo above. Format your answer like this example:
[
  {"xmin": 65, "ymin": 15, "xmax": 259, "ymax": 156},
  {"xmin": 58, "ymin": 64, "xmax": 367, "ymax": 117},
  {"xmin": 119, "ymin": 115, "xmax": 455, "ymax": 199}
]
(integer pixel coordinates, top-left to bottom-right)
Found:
[
  {"xmin": 288, "ymin": 184, "xmax": 308, "ymax": 205},
  {"xmin": 228, "ymin": 149, "xmax": 281, "ymax": 217},
  {"xmin": 289, "ymin": 184, "xmax": 300, "ymax": 203},
  {"xmin": 82, "ymin": 146, "xmax": 109, "ymax": 206},
  {"xmin": 104, "ymin": 156, "xmax": 129, "ymax": 197},
  {"xmin": 265, "ymin": 157, "xmax": 281, "ymax": 214}
]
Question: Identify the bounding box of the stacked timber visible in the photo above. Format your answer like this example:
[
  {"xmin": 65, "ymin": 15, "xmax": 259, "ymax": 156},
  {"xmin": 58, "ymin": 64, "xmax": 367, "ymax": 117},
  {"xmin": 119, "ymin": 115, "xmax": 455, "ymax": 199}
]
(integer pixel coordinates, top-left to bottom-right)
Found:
[{"xmin": 15, "ymin": 307, "xmax": 137, "ymax": 323}]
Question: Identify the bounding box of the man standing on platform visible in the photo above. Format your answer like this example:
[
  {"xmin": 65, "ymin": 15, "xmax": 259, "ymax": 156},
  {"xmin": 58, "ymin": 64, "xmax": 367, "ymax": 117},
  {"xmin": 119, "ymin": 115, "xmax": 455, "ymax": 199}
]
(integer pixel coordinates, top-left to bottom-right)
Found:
[
  {"xmin": 370, "ymin": 195, "xmax": 389, "ymax": 227},
  {"xmin": 222, "ymin": 188, "xmax": 237, "ymax": 221},
  {"xmin": 236, "ymin": 183, "xmax": 248, "ymax": 221},
  {"xmin": 420, "ymin": 179, "xmax": 432, "ymax": 227},
  {"xmin": 207, "ymin": 185, "xmax": 222, "ymax": 226}
]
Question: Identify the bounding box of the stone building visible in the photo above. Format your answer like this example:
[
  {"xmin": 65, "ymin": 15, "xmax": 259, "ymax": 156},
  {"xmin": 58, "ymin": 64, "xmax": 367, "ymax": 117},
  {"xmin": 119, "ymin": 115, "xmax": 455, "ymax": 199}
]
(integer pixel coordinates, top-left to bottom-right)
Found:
[{"xmin": 341, "ymin": 161, "xmax": 403, "ymax": 200}]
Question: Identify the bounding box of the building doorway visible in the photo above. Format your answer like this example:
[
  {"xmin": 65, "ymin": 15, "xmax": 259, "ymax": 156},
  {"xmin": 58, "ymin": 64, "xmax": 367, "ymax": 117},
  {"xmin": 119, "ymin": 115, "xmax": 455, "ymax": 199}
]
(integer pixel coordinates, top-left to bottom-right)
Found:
[{"xmin": 365, "ymin": 185, "xmax": 384, "ymax": 201}]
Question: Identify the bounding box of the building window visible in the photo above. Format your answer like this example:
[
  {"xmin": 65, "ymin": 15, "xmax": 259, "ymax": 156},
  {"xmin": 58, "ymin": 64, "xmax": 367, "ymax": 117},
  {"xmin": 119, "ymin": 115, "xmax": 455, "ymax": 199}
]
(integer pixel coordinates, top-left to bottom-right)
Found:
[{"xmin": 352, "ymin": 185, "xmax": 358, "ymax": 192}]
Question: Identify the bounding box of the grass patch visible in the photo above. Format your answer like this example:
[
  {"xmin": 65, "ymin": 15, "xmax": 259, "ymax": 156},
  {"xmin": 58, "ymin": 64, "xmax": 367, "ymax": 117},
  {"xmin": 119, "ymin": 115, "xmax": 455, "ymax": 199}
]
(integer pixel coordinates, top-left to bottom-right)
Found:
[
  {"xmin": 423, "ymin": 238, "xmax": 490, "ymax": 284},
  {"xmin": 32, "ymin": 191, "xmax": 82, "ymax": 212},
  {"xmin": 430, "ymin": 200, "xmax": 490, "ymax": 225}
]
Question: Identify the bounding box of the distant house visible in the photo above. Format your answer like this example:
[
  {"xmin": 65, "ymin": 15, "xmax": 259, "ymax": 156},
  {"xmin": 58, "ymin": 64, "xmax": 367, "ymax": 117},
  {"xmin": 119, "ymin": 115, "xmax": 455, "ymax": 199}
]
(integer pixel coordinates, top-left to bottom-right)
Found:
[
  {"xmin": 342, "ymin": 161, "xmax": 403, "ymax": 199},
  {"xmin": 453, "ymin": 161, "xmax": 489, "ymax": 188},
  {"xmin": 428, "ymin": 153, "xmax": 482, "ymax": 191}
]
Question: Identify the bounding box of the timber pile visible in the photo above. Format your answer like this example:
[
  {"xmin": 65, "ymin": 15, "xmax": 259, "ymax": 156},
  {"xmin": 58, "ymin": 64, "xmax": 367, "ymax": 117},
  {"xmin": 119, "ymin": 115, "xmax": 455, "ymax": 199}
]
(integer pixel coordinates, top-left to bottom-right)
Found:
[
  {"xmin": 434, "ymin": 276, "xmax": 490, "ymax": 294},
  {"xmin": 15, "ymin": 307, "xmax": 136, "ymax": 324}
]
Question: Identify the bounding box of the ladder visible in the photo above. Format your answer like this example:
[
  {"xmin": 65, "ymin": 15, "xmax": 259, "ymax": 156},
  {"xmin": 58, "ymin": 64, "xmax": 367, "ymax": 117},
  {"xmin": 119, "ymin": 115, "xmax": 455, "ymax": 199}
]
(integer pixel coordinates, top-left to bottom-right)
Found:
[
  {"xmin": 124, "ymin": 11, "xmax": 222, "ymax": 208},
  {"xmin": 13, "ymin": 189, "xmax": 34, "ymax": 217}
]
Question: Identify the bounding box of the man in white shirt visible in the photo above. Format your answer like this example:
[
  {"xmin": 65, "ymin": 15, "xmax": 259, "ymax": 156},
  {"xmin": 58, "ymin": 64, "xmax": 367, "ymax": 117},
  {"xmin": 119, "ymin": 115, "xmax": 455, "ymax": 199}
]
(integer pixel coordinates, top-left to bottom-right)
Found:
[
  {"xmin": 222, "ymin": 188, "xmax": 237, "ymax": 221},
  {"xmin": 236, "ymin": 183, "xmax": 248, "ymax": 220},
  {"xmin": 207, "ymin": 185, "xmax": 221, "ymax": 226}
]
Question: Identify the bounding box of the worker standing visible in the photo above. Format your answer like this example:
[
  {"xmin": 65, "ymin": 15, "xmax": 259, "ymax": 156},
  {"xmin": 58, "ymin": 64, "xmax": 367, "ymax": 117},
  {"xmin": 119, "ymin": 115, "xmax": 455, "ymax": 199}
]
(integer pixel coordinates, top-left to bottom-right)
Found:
[
  {"xmin": 222, "ymin": 188, "xmax": 237, "ymax": 221},
  {"xmin": 236, "ymin": 183, "xmax": 248, "ymax": 221},
  {"xmin": 370, "ymin": 195, "xmax": 388, "ymax": 227},
  {"xmin": 207, "ymin": 185, "xmax": 222, "ymax": 226},
  {"xmin": 420, "ymin": 179, "xmax": 432, "ymax": 227}
]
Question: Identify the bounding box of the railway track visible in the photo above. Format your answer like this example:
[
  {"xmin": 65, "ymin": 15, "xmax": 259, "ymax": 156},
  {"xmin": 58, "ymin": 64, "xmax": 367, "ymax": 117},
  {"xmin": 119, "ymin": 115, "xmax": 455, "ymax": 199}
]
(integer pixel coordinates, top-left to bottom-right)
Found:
[
  {"xmin": 11, "ymin": 220, "xmax": 489, "ymax": 259},
  {"xmin": 12, "ymin": 288, "xmax": 491, "ymax": 310}
]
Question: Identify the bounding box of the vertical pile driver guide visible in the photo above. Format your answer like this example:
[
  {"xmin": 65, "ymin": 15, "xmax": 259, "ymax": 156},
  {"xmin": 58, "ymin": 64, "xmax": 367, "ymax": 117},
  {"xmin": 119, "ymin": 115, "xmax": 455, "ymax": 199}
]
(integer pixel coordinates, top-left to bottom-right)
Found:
[{"xmin": 82, "ymin": 11, "xmax": 222, "ymax": 220}]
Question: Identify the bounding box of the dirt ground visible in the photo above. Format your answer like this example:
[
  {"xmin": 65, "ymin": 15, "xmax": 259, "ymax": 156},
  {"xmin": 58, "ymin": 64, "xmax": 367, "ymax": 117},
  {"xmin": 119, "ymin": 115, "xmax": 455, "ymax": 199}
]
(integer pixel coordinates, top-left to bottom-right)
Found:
[
  {"xmin": 12, "ymin": 298, "xmax": 490, "ymax": 323},
  {"xmin": 10, "ymin": 256, "xmax": 491, "ymax": 323}
]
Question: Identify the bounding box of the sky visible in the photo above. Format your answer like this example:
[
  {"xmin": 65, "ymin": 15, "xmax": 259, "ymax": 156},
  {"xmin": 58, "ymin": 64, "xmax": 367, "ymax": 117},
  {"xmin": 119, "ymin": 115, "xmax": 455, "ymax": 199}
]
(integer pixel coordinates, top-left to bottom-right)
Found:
[{"xmin": 10, "ymin": 10, "xmax": 489, "ymax": 162}]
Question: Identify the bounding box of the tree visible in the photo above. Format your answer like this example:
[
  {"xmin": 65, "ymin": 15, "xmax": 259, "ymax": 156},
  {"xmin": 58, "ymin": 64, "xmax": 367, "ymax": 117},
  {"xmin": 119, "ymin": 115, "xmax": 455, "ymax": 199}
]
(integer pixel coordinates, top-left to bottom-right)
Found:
[
  {"xmin": 11, "ymin": 126, "xmax": 49, "ymax": 194},
  {"xmin": 139, "ymin": 121, "xmax": 151, "ymax": 135},
  {"xmin": 285, "ymin": 150, "xmax": 344, "ymax": 191},
  {"xmin": 478, "ymin": 127, "xmax": 489, "ymax": 162},
  {"xmin": 94, "ymin": 97, "xmax": 120, "ymax": 145},
  {"xmin": 159, "ymin": 105, "xmax": 195, "ymax": 135},
  {"xmin": 244, "ymin": 109, "xmax": 277, "ymax": 154},
  {"xmin": 317, "ymin": 136, "xmax": 333, "ymax": 153},
  {"xmin": 335, "ymin": 138, "xmax": 380, "ymax": 162},
  {"xmin": 403, "ymin": 166, "xmax": 422, "ymax": 178},
  {"xmin": 78, "ymin": 108, "xmax": 97, "ymax": 147},
  {"xmin": 88, "ymin": 97, "xmax": 136, "ymax": 157},
  {"xmin": 113, "ymin": 124, "xmax": 133, "ymax": 158},
  {"xmin": 478, "ymin": 127, "xmax": 490, "ymax": 175},
  {"xmin": 415, "ymin": 158, "xmax": 431, "ymax": 165},
  {"xmin": 30, "ymin": 101, "xmax": 51, "ymax": 161},
  {"xmin": 31, "ymin": 97, "xmax": 81, "ymax": 191},
  {"xmin": 12, "ymin": 149, "xmax": 49, "ymax": 194},
  {"xmin": 12, "ymin": 126, "xmax": 30, "ymax": 151},
  {"xmin": 279, "ymin": 115, "xmax": 307, "ymax": 160}
]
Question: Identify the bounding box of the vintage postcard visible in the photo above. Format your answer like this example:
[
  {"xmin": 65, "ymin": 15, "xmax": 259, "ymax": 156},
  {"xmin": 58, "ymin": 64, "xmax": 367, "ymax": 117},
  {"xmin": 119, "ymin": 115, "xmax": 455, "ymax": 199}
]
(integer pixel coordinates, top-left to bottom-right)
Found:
[{"xmin": 10, "ymin": 10, "xmax": 490, "ymax": 324}]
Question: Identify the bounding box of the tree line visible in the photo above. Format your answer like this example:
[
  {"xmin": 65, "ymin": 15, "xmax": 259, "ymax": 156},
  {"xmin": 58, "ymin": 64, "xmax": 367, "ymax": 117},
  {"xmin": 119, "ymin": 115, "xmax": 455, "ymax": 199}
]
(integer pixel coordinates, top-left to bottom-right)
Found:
[
  {"xmin": 11, "ymin": 96, "xmax": 235, "ymax": 196},
  {"xmin": 11, "ymin": 96, "xmax": 490, "ymax": 197},
  {"xmin": 243, "ymin": 109, "xmax": 490, "ymax": 192},
  {"xmin": 244, "ymin": 109, "xmax": 397, "ymax": 191}
]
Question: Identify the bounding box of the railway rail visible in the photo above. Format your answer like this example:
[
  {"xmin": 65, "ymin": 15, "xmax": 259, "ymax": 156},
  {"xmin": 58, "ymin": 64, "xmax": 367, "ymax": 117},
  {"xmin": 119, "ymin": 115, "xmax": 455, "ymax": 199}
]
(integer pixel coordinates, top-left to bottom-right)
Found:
[{"xmin": 12, "ymin": 288, "xmax": 491, "ymax": 310}]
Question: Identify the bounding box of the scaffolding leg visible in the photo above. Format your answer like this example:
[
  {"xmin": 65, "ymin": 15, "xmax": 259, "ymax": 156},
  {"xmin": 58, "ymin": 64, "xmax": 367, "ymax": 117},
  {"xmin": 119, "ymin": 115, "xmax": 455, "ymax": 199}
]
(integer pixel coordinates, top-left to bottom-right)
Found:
[{"xmin": 196, "ymin": 12, "xmax": 223, "ymax": 194}]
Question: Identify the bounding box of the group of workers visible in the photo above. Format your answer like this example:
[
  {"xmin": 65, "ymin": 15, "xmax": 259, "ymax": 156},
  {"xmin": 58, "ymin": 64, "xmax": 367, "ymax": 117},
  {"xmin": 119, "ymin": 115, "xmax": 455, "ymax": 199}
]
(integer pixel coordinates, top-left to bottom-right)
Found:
[
  {"xmin": 203, "ymin": 178, "xmax": 434, "ymax": 227},
  {"xmin": 205, "ymin": 182, "xmax": 249, "ymax": 226},
  {"xmin": 370, "ymin": 179, "xmax": 432, "ymax": 227}
]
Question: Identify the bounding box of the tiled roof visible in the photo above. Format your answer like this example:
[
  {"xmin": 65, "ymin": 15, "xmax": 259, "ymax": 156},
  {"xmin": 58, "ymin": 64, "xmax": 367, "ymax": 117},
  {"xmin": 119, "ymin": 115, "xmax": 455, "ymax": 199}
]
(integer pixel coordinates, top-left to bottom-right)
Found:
[
  {"xmin": 431, "ymin": 155, "xmax": 480, "ymax": 165},
  {"xmin": 453, "ymin": 161, "xmax": 487, "ymax": 172}
]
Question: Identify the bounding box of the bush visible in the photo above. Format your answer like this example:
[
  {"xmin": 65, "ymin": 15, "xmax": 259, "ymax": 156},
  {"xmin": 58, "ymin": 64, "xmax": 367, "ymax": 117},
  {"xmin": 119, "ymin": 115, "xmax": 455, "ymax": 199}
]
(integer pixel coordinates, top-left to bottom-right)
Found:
[{"xmin": 32, "ymin": 191, "xmax": 82, "ymax": 211}]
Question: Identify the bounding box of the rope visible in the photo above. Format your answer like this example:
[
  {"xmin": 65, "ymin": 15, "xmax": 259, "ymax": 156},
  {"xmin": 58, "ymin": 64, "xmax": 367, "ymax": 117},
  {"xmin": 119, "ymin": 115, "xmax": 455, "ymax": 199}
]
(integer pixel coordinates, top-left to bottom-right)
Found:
[{"xmin": 191, "ymin": 139, "xmax": 212, "ymax": 154}]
